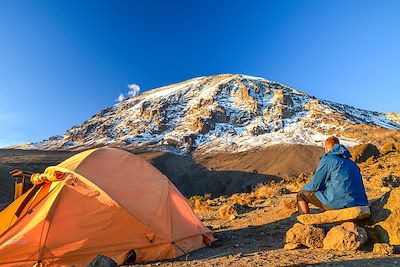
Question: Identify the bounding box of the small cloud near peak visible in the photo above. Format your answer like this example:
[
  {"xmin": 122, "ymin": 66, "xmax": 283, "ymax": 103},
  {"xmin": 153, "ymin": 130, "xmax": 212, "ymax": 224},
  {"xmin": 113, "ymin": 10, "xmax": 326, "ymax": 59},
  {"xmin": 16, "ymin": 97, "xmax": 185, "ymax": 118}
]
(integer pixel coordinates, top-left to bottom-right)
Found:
[
  {"xmin": 116, "ymin": 83, "xmax": 141, "ymax": 102},
  {"xmin": 128, "ymin": 83, "xmax": 141, "ymax": 97},
  {"xmin": 116, "ymin": 93, "xmax": 125, "ymax": 102}
]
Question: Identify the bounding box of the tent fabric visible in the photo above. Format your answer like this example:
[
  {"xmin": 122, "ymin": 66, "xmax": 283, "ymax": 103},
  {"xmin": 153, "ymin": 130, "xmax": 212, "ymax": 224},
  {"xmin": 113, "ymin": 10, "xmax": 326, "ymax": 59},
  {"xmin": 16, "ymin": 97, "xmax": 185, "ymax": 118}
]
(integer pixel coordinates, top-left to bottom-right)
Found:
[{"xmin": 0, "ymin": 148, "xmax": 214, "ymax": 266}]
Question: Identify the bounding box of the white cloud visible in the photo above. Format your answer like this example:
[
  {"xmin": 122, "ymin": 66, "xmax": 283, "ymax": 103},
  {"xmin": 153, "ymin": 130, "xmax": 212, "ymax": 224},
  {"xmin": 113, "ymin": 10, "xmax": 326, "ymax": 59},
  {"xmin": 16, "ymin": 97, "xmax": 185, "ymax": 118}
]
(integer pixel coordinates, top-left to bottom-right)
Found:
[
  {"xmin": 116, "ymin": 93, "xmax": 125, "ymax": 102},
  {"xmin": 127, "ymin": 83, "xmax": 141, "ymax": 97},
  {"xmin": 115, "ymin": 83, "xmax": 141, "ymax": 103}
]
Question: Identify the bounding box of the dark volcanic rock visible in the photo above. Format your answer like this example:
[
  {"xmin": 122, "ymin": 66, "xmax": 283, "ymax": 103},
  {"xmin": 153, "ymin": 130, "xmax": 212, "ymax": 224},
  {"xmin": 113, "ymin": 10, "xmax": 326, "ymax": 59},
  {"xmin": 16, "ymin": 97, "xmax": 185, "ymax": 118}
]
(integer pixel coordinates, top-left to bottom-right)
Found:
[{"xmin": 87, "ymin": 255, "xmax": 118, "ymax": 267}]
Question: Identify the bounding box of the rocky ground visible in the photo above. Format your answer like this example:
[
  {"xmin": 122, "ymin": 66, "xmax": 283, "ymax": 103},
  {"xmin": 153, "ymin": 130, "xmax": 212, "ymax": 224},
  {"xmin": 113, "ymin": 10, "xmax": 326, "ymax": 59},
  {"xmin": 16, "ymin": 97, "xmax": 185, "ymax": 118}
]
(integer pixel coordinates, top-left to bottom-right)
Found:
[
  {"xmin": 132, "ymin": 143, "xmax": 400, "ymax": 266},
  {"xmin": 1, "ymin": 142, "xmax": 400, "ymax": 266},
  {"xmin": 132, "ymin": 192, "xmax": 400, "ymax": 267}
]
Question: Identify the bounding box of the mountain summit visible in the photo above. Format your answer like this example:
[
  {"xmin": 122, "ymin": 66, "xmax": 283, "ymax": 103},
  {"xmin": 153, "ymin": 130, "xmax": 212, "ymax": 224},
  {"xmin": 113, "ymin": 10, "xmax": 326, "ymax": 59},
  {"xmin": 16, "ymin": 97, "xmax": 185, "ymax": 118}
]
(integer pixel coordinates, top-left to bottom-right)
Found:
[{"xmin": 24, "ymin": 74, "xmax": 400, "ymax": 152}]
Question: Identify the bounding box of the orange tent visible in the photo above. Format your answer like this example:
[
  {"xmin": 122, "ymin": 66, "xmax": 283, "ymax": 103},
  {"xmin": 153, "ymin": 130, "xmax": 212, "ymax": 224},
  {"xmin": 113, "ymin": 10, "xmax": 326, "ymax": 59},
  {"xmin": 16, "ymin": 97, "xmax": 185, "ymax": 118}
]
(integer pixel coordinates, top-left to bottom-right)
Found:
[{"xmin": 0, "ymin": 148, "xmax": 214, "ymax": 266}]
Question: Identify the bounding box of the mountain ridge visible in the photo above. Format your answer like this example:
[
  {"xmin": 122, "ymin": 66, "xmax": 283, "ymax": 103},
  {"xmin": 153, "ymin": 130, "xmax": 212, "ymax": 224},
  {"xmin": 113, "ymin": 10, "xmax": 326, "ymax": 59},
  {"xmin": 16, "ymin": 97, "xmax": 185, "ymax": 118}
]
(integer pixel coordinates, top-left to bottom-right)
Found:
[{"xmin": 14, "ymin": 74, "xmax": 400, "ymax": 153}]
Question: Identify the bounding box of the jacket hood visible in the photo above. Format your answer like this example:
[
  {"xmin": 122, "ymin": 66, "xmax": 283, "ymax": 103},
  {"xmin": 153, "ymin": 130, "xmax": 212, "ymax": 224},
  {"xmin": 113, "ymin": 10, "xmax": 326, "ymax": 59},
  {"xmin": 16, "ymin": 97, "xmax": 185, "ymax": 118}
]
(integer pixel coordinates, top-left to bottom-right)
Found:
[{"xmin": 326, "ymin": 144, "xmax": 352, "ymax": 159}]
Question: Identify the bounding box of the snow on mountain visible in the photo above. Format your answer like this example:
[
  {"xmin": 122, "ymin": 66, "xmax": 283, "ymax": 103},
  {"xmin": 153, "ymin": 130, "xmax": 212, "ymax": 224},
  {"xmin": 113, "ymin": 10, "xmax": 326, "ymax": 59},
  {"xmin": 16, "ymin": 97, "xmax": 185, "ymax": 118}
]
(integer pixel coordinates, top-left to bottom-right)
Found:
[{"xmin": 21, "ymin": 74, "xmax": 400, "ymax": 153}]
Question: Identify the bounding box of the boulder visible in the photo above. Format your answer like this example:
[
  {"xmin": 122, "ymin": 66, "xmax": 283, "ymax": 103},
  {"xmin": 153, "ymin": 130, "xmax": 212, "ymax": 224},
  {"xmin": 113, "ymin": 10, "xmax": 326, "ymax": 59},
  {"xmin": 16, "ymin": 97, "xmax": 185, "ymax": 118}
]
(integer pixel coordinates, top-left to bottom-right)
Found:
[
  {"xmin": 323, "ymin": 222, "xmax": 368, "ymax": 251},
  {"xmin": 284, "ymin": 223, "xmax": 325, "ymax": 249},
  {"xmin": 380, "ymin": 142, "xmax": 398, "ymax": 155},
  {"xmin": 365, "ymin": 187, "xmax": 400, "ymax": 245},
  {"xmin": 350, "ymin": 144, "xmax": 380, "ymax": 163},
  {"xmin": 87, "ymin": 255, "xmax": 118, "ymax": 267},
  {"xmin": 297, "ymin": 206, "xmax": 371, "ymax": 225},
  {"xmin": 373, "ymin": 243, "xmax": 395, "ymax": 255},
  {"xmin": 218, "ymin": 203, "xmax": 252, "ymax": 219},
  {"xmin": 283, "ymin": 242, "xmax": 302, "ymax": 250},
  {"xmin": 381, "ymin": 175, "xmax": 400, "ymax": 189}
]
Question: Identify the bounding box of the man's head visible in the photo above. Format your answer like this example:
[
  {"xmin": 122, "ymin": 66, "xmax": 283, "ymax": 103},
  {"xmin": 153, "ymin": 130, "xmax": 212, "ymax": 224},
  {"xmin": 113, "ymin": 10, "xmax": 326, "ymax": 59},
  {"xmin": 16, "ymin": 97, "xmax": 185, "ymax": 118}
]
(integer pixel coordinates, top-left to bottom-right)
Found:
[{"xmin": 325, "ymin": 136, "xmax": 339, "ymax": 152}]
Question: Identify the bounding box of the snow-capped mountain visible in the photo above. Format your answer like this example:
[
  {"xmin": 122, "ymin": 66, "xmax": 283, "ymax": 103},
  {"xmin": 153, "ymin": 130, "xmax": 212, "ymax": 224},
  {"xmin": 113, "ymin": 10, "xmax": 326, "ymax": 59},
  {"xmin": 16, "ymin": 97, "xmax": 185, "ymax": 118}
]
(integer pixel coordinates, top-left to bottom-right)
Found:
[{"xmin": 23, "ymin": 74, "xmax": 400, "ymax": 153}]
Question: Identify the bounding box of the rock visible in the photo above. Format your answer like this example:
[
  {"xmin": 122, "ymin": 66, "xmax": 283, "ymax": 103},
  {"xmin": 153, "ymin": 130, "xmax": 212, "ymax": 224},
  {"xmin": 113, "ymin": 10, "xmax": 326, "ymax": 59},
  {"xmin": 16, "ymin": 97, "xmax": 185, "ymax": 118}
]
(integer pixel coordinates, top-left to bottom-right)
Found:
[
  {"xmin": 255, "ymin": 185, "xmax": 290, "ymax": 199},
  {"xmin": 380, "ymin": 142, "xmax": 398, "ymax": 155},
  {"xmin": 218, "ymin": 203, "xmax": 252, "ymax": 219},
  {"xmin": 373, "ymin": 243, "xmax": 395, "ymax": 255},
  {"xmin": 191, "ymin": 117, "xmax": 215, "ymax": 134},
  {"xmin": 87, "ymin": 255, "xmax": 118, "ymax": 267},
  {"xmin": 211, "ymin": 224, "xmax": 223, "ymax": 230},
  {"xmin": 380, "ymin": 186, "xmax": 391, "ymax": 193},
  {"xmin": 210, "ymin": 107, "xmax": 229, "ymax": 123},
  {"xmin": 297, "ymin": 206, "xmax": 371, "ymax": 225},
  {"xmin": 381, "ymin": 175, "xmax": 400, "ymax": 189},
  {"xmin": 323, "ymin": 222, "xmax": 368, "ymax": 251},
  {"xmin": 284, "ymin": 223, "xmax": 325, "ymax": 249},
  {"xmin": 284, "ymin": 243, "xmax": 302, "ymax": 250},
  {"xmin": 218, "ymin": 204, "xmax": 237, "ymax": 219},
  {"xmin": 229, "ymin": 214, "xmax": 237, "ymax": 221},
  {"xmin": 366, "ymin": 187, "xmax": 400, "ymax": 245},
  {"xmin": 350, "ymin": 143, "xmax": 380, "ymax": 163}
]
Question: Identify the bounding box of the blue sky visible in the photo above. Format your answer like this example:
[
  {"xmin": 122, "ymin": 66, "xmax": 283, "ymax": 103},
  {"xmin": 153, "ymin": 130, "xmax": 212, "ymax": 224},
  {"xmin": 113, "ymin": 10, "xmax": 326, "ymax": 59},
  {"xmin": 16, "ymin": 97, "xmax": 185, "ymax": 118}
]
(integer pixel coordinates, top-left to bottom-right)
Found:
[{"xmin": 0, "ymin": 1, "xmax": 399, "ymax": 147}]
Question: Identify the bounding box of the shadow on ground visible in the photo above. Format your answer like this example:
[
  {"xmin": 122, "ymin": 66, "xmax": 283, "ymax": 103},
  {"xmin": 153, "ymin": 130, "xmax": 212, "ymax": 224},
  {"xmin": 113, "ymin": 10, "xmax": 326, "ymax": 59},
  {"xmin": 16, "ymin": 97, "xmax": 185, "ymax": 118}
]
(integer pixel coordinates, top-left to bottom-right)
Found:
[{"xmin": 143, "ymin": 151, "xmax": 281, "ymax": 197}]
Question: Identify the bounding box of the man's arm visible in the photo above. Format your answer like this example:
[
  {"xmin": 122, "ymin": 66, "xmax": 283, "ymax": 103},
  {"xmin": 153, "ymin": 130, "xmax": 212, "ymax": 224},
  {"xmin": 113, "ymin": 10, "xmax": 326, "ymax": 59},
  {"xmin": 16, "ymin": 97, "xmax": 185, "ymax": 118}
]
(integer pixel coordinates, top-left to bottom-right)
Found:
[{"xmin": 302, "ymin": 157, "xmax": 330, "ymax": 192}]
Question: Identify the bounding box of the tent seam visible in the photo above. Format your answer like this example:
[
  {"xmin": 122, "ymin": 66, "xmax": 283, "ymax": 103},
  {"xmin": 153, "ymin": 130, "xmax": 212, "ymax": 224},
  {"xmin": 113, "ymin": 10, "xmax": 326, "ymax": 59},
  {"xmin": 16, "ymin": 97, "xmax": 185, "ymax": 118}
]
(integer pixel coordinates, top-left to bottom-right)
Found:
[{"xmin": 37, "ymin": 181, "xmax": 66, "ymax": 261}]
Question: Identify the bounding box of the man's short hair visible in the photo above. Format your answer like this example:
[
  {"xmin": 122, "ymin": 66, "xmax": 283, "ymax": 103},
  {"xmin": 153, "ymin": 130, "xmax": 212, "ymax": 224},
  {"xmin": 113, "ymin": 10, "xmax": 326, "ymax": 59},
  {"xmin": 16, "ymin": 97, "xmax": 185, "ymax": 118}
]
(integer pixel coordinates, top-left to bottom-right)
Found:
[{"xmin": 325, "ymin": 136, "xmax": 340, "ymax": 148}]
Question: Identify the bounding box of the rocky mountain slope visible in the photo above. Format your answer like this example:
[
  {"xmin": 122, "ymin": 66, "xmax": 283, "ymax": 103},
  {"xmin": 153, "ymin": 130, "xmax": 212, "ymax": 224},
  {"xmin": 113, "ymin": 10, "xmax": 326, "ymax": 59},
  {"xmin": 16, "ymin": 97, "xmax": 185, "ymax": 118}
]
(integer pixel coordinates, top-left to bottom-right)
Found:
[{"xmin": 19, "ymin": 74, "xmax": 400, "ymax": 153}]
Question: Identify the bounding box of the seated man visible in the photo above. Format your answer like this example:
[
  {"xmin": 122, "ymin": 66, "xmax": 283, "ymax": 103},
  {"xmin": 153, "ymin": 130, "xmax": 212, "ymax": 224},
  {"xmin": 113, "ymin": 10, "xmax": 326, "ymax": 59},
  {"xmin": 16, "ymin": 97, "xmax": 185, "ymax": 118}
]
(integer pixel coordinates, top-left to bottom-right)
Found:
[{"xmin": 297, "ymin": 136, "xmax": 368, "ymax": 214}]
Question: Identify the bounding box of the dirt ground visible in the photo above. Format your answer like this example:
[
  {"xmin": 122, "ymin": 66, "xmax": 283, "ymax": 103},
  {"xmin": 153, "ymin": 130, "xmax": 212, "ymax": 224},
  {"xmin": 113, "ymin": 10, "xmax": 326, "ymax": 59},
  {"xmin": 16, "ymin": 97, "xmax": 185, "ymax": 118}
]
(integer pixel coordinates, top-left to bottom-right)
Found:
[{"xmin": 133, "ymin": 194, "xmax": 400, "ymax": 267}]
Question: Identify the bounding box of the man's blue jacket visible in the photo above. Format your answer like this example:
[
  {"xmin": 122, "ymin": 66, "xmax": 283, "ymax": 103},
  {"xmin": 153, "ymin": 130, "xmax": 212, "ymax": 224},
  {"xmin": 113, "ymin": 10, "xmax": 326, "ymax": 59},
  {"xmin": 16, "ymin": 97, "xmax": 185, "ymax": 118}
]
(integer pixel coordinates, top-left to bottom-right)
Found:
[{"xmin": 302, "ymin": 144, "xmax": 368, "ymax": 209}]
